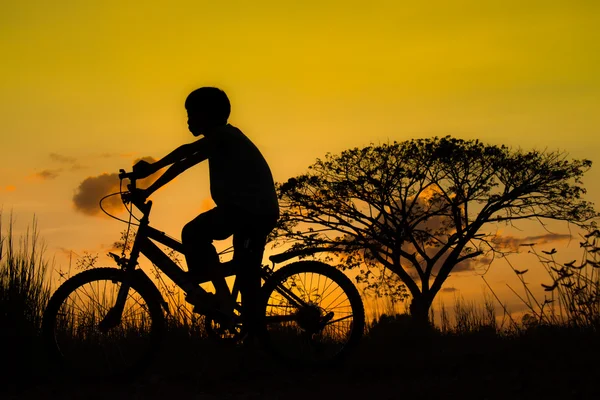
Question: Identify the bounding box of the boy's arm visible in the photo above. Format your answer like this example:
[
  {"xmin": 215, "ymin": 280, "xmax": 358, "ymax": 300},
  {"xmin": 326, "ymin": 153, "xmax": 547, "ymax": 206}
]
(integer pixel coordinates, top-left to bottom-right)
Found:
[
  {"xmin": 153, "ymin": 141, "xmax": 199, "ymax": 170},
  {"xmin": 142, "ymin": 150, "xmax": 208, "ymax": 197},
  {"xmin": 134, "ymin": 138, "xmax": 212, "ymax": 177}
]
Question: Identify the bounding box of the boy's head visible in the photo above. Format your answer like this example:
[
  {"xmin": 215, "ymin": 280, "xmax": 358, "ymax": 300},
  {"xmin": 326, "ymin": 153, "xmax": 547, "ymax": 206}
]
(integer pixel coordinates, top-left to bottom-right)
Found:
[{"xmin": 185, "ymin": 87, "xmax": 231, "ymax": 136}]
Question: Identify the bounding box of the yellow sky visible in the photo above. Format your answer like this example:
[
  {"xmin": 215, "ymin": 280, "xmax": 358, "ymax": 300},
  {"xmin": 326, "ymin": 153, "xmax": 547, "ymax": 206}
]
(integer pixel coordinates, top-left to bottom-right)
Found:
[{"xmin": 1, "ymin": 0, "xmax": 599, "ymax": 319}]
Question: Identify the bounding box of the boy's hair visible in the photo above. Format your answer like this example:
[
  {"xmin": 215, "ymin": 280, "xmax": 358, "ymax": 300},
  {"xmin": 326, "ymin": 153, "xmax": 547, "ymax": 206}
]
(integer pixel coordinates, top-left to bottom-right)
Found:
[{"xmin": 185, "ymin": 87, "xmax": 231, "ymax": 124}]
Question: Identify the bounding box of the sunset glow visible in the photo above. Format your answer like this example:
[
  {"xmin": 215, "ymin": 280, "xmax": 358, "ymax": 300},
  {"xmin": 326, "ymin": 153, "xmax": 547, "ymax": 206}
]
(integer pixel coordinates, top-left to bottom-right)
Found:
[{"xmin": 2, "ymin": 0, "xmax": 599, "ymax": 320}]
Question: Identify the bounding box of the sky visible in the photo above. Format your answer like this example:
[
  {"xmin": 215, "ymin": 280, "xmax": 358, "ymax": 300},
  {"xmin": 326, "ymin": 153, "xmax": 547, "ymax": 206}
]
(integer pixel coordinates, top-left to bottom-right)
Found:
[{"xmin": 1, "ymin": 0, "xmax": 599, "ymax": 322}]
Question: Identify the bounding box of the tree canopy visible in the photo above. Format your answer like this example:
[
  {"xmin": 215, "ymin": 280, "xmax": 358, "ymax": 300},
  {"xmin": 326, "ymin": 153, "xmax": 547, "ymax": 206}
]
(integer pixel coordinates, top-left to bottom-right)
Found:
[{"xmin": 274, "ymin": 136, "xmax": 597, "ymax": 322}]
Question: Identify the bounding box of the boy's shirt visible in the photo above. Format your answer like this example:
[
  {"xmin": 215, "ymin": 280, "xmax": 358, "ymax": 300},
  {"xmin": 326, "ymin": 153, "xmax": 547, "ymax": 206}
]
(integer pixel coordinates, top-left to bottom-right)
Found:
[{"xmin": 201, "ymin": 124, "xmax": 279, "ymax": 219}]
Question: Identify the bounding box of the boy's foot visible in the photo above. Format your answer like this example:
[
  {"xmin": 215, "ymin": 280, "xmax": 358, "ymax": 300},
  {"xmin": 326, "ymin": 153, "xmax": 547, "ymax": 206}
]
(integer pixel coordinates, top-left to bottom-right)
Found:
[
  {"xmin": 185, "ymin": 291, "xmax": 237, "ymax": 329},
  {"xmin": 185, "ymin": 291, "xmax": 219, "ymax": 314}
]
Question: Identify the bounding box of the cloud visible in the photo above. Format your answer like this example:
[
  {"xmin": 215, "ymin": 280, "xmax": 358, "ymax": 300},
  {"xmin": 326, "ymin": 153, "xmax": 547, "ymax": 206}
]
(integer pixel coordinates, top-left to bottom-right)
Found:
[
  {"xmin": 69, "ymin": 163, "xmax": 85, "ymax": 171},
  {"xmin": 1, "ymin": 185, "xmax": 16, "ymax": 192},
  {"xmin": 34, "ymin": 169, "xmax": 62, "ymax": 180},
  {"xmin": 49, "ymin": 153, "xmax": 86, "ymax": 172},
  {"xmin": 31, "ymin": 153, "xmax": 85, "ymax": 181},
  {"xmin": 50, "ymin": 153, "xmax": 76, "ymax": 164},
  {"xmin": 435, "ymin": 233, "xmax": 572, "ymax": 274},
  {"xmin": 493, "ymin": 233, "xmax": 572, "ymax": 252},
  {"xmin": 440, "ymin": 287, "xmax": 458, "ymax": 293},
  {"xmin": 454, "ymin": 254, "xmax": 494, "ymax": 272},
  {"xmin": 388, "ymin": 193, "xmax": 572, "ymax": 275},
  {"xmin": 73, "ymin": 173, "xmax": 122, "ymax": 216},
  {"xmin": 98, "ymin": 152, "xmax": 140, "ymax": 159},
  {"xmin": 72, "ymin": 156, "xmax": 157, "ymax": 216},
  {"xmin": 134, "ymin": 156, "xmax": 156, "ymax": 165}
]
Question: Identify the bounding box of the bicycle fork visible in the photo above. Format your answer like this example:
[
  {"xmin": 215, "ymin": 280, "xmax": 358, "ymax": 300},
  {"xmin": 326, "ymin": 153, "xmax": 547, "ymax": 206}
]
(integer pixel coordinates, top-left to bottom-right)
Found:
[{"xmin": 98, "ymin": 280, "xmax": 131, "ymax": 333}]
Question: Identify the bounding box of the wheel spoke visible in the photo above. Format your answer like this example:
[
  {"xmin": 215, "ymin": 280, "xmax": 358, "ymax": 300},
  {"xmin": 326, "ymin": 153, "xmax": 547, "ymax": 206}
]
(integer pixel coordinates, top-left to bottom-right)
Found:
[
  {"xmin": 325, "ymin": 314, "xmax": 354, "ymax": 325},
  {"xmin": 260, "ymin": 261, "xmax": 364, "ymax": 365},
  {"xmin": 43, "ymin": 268, "xmax": 164, "ymax": 379}
]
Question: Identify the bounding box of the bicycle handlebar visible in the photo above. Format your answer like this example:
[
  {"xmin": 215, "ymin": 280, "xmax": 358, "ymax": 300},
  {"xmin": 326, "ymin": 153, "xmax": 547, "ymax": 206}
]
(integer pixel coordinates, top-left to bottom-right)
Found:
[
  {"xmin": 119, "ymin": 169, "xmax": 139, "ymax": 192},
  {"xmin": 118, "ymin": 169, "xmax": 150, "ymax": 213}
]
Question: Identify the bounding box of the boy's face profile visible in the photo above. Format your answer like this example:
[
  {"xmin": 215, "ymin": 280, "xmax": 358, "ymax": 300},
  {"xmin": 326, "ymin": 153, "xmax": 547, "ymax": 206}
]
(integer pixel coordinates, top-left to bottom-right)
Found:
[
  {"xmin": 187, "ymin": 106, "xmax": 224, "ymax": 137},
  {"xmin": 184, "ymin": 87, "xmax": 230, "ymax": 137},
  {"xmin": 187, "ymin": 108, "xmax": 207, "ymax": 137}
]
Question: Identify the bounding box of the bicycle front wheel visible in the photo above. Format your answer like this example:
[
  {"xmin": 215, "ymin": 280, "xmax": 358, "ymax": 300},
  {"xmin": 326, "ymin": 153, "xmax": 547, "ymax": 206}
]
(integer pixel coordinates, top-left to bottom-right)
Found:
[
  {"xmin": 42, "ymin": 268, "xmax": 165, "ymax": 380},
  {"xmin": 259, "ymin": 261, "xmax": 365, "ymax": 366}
]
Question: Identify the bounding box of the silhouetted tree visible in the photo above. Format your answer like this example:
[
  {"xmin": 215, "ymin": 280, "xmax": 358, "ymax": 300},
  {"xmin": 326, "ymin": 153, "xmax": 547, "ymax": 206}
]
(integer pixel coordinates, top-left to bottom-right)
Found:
[{"xmin": 274, "ymin": 136, "xmax": 597, "ymax": 325}]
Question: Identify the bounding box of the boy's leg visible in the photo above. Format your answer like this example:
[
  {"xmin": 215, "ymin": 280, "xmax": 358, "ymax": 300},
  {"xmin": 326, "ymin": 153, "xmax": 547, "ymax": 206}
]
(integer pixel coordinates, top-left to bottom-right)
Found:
[
  {"xmin": 233, "ymin": 214, "xmax": 277, "ymax": 339},
  {"xmin": 181, "ymin": 208, "xmax": 233, "ymax": 302},
  {"xmin": 234, "ymin": 234, "xmax": 266, "ymax": 341}
]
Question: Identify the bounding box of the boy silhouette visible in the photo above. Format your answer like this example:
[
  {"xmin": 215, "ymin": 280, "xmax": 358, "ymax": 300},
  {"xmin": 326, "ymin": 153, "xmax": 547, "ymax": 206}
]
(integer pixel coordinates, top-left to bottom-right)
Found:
[{"xmin": 131, "ymin": 87, "xmax": 279, "ymax": 317}]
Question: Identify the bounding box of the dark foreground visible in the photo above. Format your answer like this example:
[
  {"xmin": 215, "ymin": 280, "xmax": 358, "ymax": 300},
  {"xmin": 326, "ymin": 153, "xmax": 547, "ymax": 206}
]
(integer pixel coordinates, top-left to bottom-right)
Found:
[{"xmin": 3, "ymin": 326, "xmax": 599, "ymax": 399}]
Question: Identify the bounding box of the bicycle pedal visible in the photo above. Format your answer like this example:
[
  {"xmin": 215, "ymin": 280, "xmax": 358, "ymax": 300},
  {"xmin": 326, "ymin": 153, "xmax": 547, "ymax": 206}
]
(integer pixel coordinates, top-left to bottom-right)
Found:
[
  {"xmin": 191, "ymin": 302, "xmax": 219, "ymax": 315},
  {"xmin": 186, "ymin": 291, "xmax": 216, "ymax": 305},
  {"xmin": 188, "ymin": 294, "xmax": 223, "ymax": 315}
]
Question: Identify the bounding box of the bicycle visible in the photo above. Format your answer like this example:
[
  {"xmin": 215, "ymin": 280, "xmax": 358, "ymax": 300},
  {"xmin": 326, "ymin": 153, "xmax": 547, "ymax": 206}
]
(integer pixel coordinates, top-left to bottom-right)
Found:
[{"xmin": 42, "ymin": 169, "xmax": 365, "ymax": 379}]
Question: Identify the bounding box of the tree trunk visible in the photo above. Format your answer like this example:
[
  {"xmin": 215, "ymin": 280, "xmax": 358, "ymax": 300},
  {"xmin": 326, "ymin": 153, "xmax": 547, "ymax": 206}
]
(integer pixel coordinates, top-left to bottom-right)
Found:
[{"xmin": 409, "ymin": 295, "xmax": 432, "ymax": 328}]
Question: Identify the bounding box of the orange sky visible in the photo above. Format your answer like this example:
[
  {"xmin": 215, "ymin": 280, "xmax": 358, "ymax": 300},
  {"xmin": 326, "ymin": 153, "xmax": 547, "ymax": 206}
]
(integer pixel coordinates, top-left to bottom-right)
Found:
[{"xmin": 2, "ymin": 0, "xmax": 599, "ymax": 322}]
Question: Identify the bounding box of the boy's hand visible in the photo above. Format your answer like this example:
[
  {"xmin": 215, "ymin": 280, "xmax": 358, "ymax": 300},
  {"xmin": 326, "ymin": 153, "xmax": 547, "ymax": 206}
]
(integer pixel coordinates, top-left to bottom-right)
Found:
[
  {"xmin": 122, "ymin": 188, "xmax": 149, "ymax": 205},
  {"xmin": 132, "ymin": 160, "xmax": 155, "ymax": 179}
]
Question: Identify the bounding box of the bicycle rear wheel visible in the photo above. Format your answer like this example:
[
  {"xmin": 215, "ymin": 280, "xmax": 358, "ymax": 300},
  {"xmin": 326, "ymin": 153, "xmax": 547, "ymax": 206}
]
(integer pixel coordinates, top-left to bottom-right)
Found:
[
  {"xmin": 259, "ymin": 261, "xmax": 365, "ymax": 366},
  {"xmin": 42, "ymin": 268, "xmax": 165, "ymax": 380}
]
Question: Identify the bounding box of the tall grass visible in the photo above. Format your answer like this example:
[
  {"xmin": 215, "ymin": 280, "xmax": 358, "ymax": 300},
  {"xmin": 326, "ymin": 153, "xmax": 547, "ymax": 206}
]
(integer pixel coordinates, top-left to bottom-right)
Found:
[
  {"xmin": 0, "ymin": 212, "xmax": 52, "ymax": 376},
  {"xmin": 500, "ymin": 228, "xmax": 600, "ymax": 330},
  {"xmin": 367, "ymin": 293, "xmax": 502, "ymax": 340},
  {"xmin": 0, "ymin": 213, "xmax": 51, "ymax": 333},
  {"xmin": 436, "ymin": 293, "xmax": 498, "ymax": 335}
]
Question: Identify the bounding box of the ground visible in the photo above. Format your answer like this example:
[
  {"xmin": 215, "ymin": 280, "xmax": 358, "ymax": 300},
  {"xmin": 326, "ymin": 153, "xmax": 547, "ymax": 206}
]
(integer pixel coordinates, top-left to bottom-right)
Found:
[{"xmin": 3, "ymin": 327, "xmax": 599, "ymax": 399}]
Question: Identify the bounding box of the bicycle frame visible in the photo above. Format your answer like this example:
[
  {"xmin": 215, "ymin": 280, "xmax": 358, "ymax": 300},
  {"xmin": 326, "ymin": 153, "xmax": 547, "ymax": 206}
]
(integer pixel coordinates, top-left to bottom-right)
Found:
[
  {"xmin": 108, "ymin": 170, "xmax": 324, "ymax": 327},
  {"xmin": 111, "ymin": 197, "xmax": 251, "ymax": 312},
  {"xmin": 41, "ymin": 168, "xmax": 363, "ymax": 376}
]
